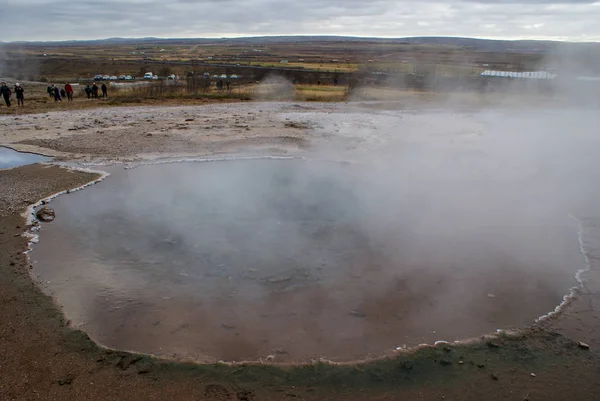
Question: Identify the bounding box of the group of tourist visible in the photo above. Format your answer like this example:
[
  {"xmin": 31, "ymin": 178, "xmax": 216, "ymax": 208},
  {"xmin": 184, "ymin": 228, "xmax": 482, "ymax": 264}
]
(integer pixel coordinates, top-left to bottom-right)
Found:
[
  {"xmin": 83, "ymin": 83, "xmax": 108, "ymax": 99},
  {"xmin": 0, "ymin": 82, "xmax": 25, "ymax": 107},
  {"xmin": 0, "ymin": 81, "xmax": 112, "ymax": 108},
  {"xmin": 47, "ymin": 83, "xmax": 74, "ymax": 102}
]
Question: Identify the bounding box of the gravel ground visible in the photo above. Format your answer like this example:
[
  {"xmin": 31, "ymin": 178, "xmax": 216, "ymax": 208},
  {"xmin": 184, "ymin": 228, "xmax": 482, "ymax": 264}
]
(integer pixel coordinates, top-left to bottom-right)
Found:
[
  {"xmin": 0, "ymin": 103, "xmax": 328, "ymax": 162},
  {"xmin": 0, "ymin": 164, "xmax": 98, "ymax": 217}
]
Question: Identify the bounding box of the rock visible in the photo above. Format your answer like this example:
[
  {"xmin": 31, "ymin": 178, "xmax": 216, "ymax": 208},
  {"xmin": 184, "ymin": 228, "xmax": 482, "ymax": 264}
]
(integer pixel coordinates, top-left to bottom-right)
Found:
[
  {"xmin": 477, "ymin": 363, "xmax": 485, "ymax": 368},
  {"xmin": 458, "ymin": 360, "xmax": 464, "ymax": 365},
  {"xmin": 531, "ymin": 373, "xmax": 536, "ymax": 377},
  {"xmin": 57, "ymin": 375, "xmax": 75, "ymax": 386},
  {"xmin": 490, "ymin": 373, "xmax": 499, "ymax": 381},
  {"xmin": 440, "ymin": 359, "xmax": 452, "ymax": 366},
  {"xmin": 443, "ymin": 346, "xmax": 452, "ymax": 352},
  {"xmin": 487, "ymin": 341, "xmax": 501, "ymax": 348},
  {"xmin": 36, "ymin": 207, "xmax": 55, "ymax": 222},
  {"xmin": 185, "ymin": 118, "xmax": 195, "ymax": 122},
  {"xmin": 578, "ymin": 342, "xmax": 590, "ymax": 350}
]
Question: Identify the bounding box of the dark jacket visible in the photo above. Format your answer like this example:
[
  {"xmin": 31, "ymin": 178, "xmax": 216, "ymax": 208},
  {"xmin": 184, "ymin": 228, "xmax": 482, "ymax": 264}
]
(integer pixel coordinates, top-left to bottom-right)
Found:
[
  {"xmin": 0, "ymin": 85, "xmax": 11, "ymax": 97},
  {"xmin": 14, "ymin": 86, "xmax": 24, "ymax": 98}
]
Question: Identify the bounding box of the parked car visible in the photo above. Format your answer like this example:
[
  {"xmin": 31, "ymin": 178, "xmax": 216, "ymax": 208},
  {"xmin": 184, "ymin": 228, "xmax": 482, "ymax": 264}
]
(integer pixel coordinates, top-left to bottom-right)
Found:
[
  {"xmin": 143, "ymin": 72, "xmax": 153, "ymax": 79},
  {"xmin": 152, "ymin": 75, "xmax": 159, "ymax": 80},
  {"xmin": 110, "ymin": 76, "xmax": 118, "ymax": 81},
  {"xmin": 102, "ymin": 75, "xmax": 110, "ymax": 80},
  {"xmin": 167, "ymin": 74, "xmax": 176, "ymax": 80},
  {"xmin": 94, "ymin": 75, "xmax": 103, "ymax": 81},
  {"xmin": 125, "ymin": 75, "xmax": 133, "ymax": 80},
  {"xmin": 118, "ymin": 75, "xmax": 126, "ymax": 80}
]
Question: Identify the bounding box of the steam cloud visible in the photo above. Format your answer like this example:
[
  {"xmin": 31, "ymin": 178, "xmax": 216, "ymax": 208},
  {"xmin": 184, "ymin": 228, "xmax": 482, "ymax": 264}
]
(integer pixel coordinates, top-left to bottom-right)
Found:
[{"xmin": 32, "ymin": 100, "xmax": 600, "ymax": 361}]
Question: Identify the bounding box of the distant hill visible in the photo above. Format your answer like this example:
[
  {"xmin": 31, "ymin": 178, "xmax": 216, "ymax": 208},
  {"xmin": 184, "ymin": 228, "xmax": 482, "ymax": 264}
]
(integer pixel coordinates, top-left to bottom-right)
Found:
[{"xmin": 3, "ymin": 35, "xmax": 600, "ymax": 54}]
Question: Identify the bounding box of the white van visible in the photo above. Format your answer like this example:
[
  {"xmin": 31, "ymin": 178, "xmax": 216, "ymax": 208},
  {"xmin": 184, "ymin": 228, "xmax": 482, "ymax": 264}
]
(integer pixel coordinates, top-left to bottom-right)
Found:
[{"xmin": 143, "ymin": 72, "xmax": 153, "ymax": 79}]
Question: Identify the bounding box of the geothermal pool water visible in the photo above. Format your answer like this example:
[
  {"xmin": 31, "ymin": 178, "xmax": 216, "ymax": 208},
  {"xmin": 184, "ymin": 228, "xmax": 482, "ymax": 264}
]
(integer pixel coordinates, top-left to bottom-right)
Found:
[
  {"xmin": 0, "ymin": 147, "xmax": 49, "ymax": 169},
  {"xmin": 30, "ymin": 109, "xmax": 600, "ymax": 362}
]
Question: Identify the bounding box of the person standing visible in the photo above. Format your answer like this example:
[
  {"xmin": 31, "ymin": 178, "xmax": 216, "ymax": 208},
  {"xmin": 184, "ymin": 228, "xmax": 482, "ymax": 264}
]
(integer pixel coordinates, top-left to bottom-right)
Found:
[
  {"xmin": 0, "ymin": 82, "xmax": 11, "ymax": 107},
  {"xmin": 14, "ymin": 83, "xmax": 24, "ymax": 106},
  {"xmin": 47, "ymin": 85, "xmax": 54, "ymax": 98},
  {"xmin": 53, "ymin": 86, "xmax": 62, "ymax": 102},
  {"xmin": 101, "ymin": 83, "xmax": 108, "ymax": 98},
  {"xmin": 65, "ymin": 82, "xmax": 74, "ymax": 101},
  {"xmin": 85, "ymin": 85, "xmax": 91, "ymax": 99},
  {"xmin": 91, "ymin": 83, "xmax": 99, "ymax": 99}
]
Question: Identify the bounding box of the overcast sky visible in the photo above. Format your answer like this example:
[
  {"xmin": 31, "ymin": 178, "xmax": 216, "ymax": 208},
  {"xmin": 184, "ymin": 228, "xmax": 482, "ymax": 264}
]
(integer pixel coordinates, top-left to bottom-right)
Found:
[{"xmin": 5, "ymin": 0, "xmax": 600, "ymax": 42}]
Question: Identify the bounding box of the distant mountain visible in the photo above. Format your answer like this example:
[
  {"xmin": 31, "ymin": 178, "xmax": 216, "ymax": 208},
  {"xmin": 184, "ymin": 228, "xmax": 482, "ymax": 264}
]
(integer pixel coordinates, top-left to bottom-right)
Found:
[{"xmin": 3, "ymin": 36, "xmax": 600, "ymax": 54}]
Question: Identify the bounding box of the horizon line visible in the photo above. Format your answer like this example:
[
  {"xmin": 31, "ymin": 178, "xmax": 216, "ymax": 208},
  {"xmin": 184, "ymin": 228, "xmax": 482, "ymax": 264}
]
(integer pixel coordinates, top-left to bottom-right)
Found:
[{"xmin": 2, "ymin": 34, "xmax": 599, "ymax": 45}]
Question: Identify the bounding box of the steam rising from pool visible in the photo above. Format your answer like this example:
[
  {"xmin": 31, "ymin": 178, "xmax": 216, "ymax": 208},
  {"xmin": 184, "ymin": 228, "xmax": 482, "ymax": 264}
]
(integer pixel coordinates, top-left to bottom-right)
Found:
[{"xmin": 30, "ymin": 108, "xmax": 600, "ymax": 362}]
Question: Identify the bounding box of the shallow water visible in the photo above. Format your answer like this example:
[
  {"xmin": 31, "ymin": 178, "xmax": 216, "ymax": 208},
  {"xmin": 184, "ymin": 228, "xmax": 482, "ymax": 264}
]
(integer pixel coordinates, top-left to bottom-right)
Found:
[
  {"xmin": 0, "ymin": 147, "xmax": 49, "ymax": 169},
  {"xmin": 31, "ymin": 108, "xmax": 600, "ymax": 362}
]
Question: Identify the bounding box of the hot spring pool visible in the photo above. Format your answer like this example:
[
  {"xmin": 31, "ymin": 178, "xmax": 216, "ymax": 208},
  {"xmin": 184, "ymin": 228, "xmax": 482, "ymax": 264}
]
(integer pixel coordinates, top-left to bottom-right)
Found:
[{"xmin": 30, "ymin": 156, "xmax": 589, "ymax": 362}]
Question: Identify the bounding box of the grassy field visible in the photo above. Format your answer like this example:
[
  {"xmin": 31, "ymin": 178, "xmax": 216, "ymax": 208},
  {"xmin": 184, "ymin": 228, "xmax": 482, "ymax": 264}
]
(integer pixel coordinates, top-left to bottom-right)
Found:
[
  {"xmin": 241, "ymin": 61, "xmax": 359, "ymax": 72},
  {"xmin": 0, "ymin": 78, "xmax": 568, "ymax": 117},
  {"xmin": 0, "ymin": 81, "xmax": 351, "ymax": 115},
  {"xmin": 2, "ymin": 37, "xmax": 544, "ymax": 83}
]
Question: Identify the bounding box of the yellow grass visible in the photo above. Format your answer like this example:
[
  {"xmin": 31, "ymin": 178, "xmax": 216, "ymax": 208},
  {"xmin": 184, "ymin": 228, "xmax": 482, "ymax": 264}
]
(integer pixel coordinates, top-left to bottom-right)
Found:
[
  {"xmin": 295, "ymin": 85, "xmax": 347, "ymax": 101},
  {"xmin": 241, "ymin": 61, "xmax": 358, "ymax": 72},
  {"xmin": 366, "ymin": 63, "xmax": 482, "ymax": 77}
]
